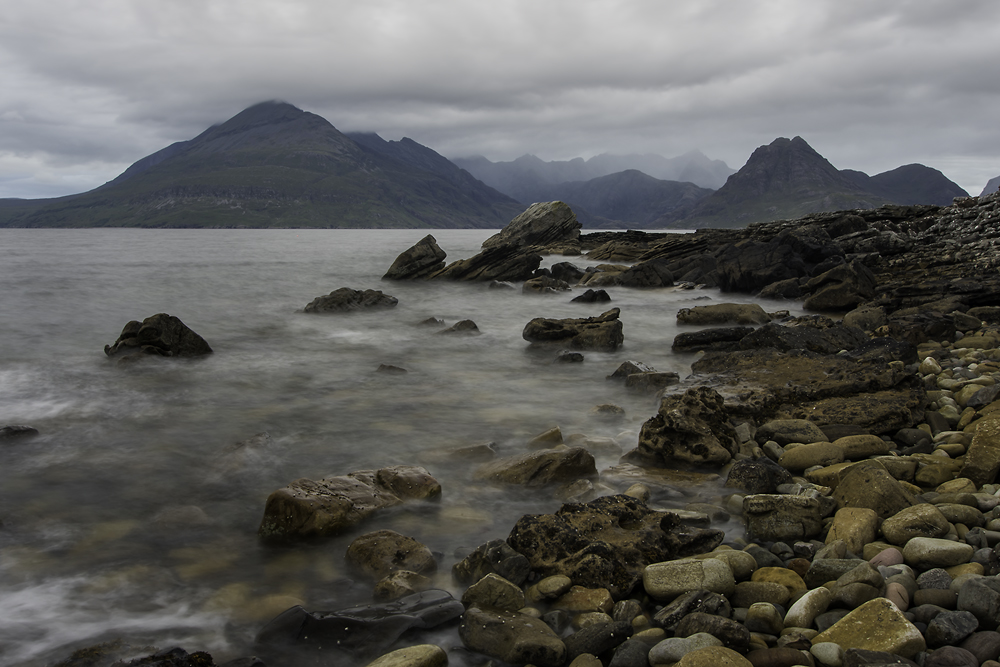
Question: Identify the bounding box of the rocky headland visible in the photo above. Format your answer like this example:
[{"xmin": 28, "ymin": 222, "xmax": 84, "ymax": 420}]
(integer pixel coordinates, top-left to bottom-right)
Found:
[{"xmin": 51, "ymin": 192, "xmax": 1000, "ymax": 667}]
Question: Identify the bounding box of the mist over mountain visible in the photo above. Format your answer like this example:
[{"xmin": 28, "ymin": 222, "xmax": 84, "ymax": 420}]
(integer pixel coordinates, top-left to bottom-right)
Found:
[{"xmin": 0, "ymin": 102, "xmax": 522, "ymax": 229}]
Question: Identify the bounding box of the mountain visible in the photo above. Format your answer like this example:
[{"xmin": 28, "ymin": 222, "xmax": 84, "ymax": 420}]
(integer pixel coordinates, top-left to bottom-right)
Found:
[
  {"xmin": 841, "ymin": 164, "xmax": 967, "ymax": 205},
  {"xmin": 981, "ymin": 176, "xmax": 1000, "ymax": 197},
  {"xmin": 511, "ymin": 170, "xmax": 713, "ymax": 228},
  {"xmin": 0, "ymin": 102, "xmax": 523, "ymax": 229},
  {"xmin": 658, "ymin": 137, "xmax": 893, "ymax": 228},
  {"xmin": 453, "ymin": 150, "xmax": 734, "ymax": 202}
]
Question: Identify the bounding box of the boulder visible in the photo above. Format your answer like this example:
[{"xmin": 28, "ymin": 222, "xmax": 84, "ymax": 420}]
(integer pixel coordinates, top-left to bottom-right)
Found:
[
  {"xmin": 345, "ymin": 530, "xmax": 437, "ymax": 581},
  {"xmin": 461, "ymin": 573, "xmax": 525, "ymax": 612},
  {"xmin": 725, "ymin": 457, "xmax": 794, "ymax": 494},
  {"xmin": 432, "ymin": 245, "xmax": 543, "ymax": 281},
  {"xmin": 803, "ymin": 260, "xmax": 878, "ymax": 311},
  {"xmin": 572, "ymin": 288, "xmax": 612, "ymax": 303},
  {"xmin": 617, "ymin": 258, "xmax": 674, "ymax": 288},
  {"xmin": 756, "ymin": 419, "xmax": 829, "ymax": 446},
  {"xmin": 382, "ymin": 234, "xmax": 447, "ymax": 280},
  {"xmin": 811, "ymin": 598, "xmax": 926, "ymax": 658},
  {"xmin": 960, "ymin": 412, "xmax": 1000, "ymax": 487},
  {"xmin": 304, "ymin": 288, "xmax": 398, "ymax": 313},
  {"xmin": 677, "ymin": 303, "xmax": 771, "ymax": 326},
  {"xmin": 473, "ymin": 447, "xmax": 597, "ymax": 487},
  {"xmin": 524, "ymin": 275, "xmax": 572, "ymax": 294},
  {"xmin": 833, "ymin": 463, "xmax": 915, "ymax": 519},
  {"xmin": 453, "ymin": 539, "xmax": 530, "ymax": 587},
  {"xmin": 258, "ymin": 465, "xmax": 441, "ymax": 540},
  {"xmin": 715, "ymin": 240, "xmax": 811, "ymax": 293},
  {"xmin": 104, "ymin": 313, "xmax": 212, "ymax": 358},
  {"xmin": 737, "ymin": 322, "xmax": 869, "ymax": 354},
  {"xmin": 459, "ymin": 606, "xmax": 566, "ymax": 667},
  {"xmin": 506, "ymin": 495, "xmax": 724, "ymax": 596},
  {"xmin": 673, "ymin": 326, "xmax": 755, "ymax": 353},
  {"xmin": 523, "ymin": 308, "xmax": 624, "ymax": 351},
  {"xmin": 481, "ymin": 201, "xmax": 581, "ymax": 251},
  {"xmin": 743, "ymin": 494, "xmax": 831, "ymax": 541},
  {"xmin": 623, "ymin": 387, "xmax": 740, "ymax": 468}
]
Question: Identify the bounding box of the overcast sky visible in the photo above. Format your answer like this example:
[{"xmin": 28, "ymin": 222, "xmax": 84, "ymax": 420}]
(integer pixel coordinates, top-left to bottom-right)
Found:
[{"xmin": 2, "ymin": 0, "xmax": 999, "ymax": 199}]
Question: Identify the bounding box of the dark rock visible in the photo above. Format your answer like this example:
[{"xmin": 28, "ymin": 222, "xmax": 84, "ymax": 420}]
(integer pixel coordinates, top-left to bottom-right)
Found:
[
  {"xmin": 843, "ymin": 648, "xmax": 919, "ymax": 667},
  {"xmin": 922, "ymin": 647, "xmax": 980, "ymax": 667},
  {"xmin": 677, "ymin": 303, "xmax": 771, "ymax": 325},
  {"xmin": 672, "ymin": 326, "xmax": 755, "ymax": 353},
  {"xmin": 345, "ymin": 529, "xmax": 436, "ymax": 582},
  {"xmin": 432, "ymin": 244, "xmax": 543, "ymax": 281},
  {"xmin": 607, "ymin": 360, "xmax": 656, "ymax": 380},
  {"xmin": 624, "ymin": 371, "xmax": 680, "ymax": 393},
  {"xmin": 452, "ymin": 539, "xmax": 530, "ymax": 587},
  {"xmin": 375, "ymin": 364, "xmax": 407, "ymax": 374},
  {"xmin": 737, "ymin": 322, "xmax": 869, "ymax": 354},
  {"xmin": 255, "ymin": 589, "xmax": 464, "ymax": 661},
  {"xmin": 304, "ymin": 288, "xmax": 398, "ymax": 313},
  {"xmin": 756, "ymin": 419, "xmax": 829, "ymax": 445},
  {"xmin": 555, "ymin": 351, "xmax": 585, "ymax": 363},
  {"xmin": 617, "ymin": 258, "xmax": 674, "ymax": 288},
  {"xmin": 481, "ymin": 201, "xmax": 581, "ymax": 251},
  {"xmin": 957, "ymin": 576, "xmax": 1000, "ymax": 630},
  {"xmin": 674, "ymin": 611, "xmax": 750, "ymax": 650},
  {"xmin": 960, "ymin": 631, "xmax": 1000, "ymax": 664},
  {"xmin": 487, "ymin": 280, "xmax": 516, "ymax": 290},
  {"xmin": 105, "ymin": 313, "xmax": 213, "ymax": 358},
  {"xmin": 715, "ymin": 240, "xmax": 810, "ymax": 293},
  {"xmin": 725, "ymin": 457, "xmax": 795, "ymax": 494},
  {"xmin": 382, "ymin": 234, "xmax": 447, "ymax": 279},
  {"xmin": 551, "ymin": 261, "xmax": 586, "ymax": 284},
  {"xmin": 841, "ymin": 337, "xmax": 917, "ymax": 364},
  {"xmin": 522, "ymin": 308, "xmax": 624, "ymax": 351},
  {"xmin": 746, "ymin": 647, "xmax": 817, "ymax": 667},
  {"xmin": 110, "ymin": 648, "xmax": 216, "ymax": 666},
  {"xmin": 653, "ymin": 589, "xmax": 733, "ymax": 630},
  {"xmin": 927, "ymin": 610, "xmax": 981, "ymax": 647},
  {"xmin": 622, "ymin": 386, "xmax": 740, "ymax": 468},
  {"xmin": 564, "ymin": 621, "xmax": 633, "ymax": 662},
  {"xmin": 572, "ymin": 288, "xmax": 612, "ymax": 303},
  {"xmin": 0, "ymin": 425, "xmax": 39, "ymax": 439},
  {"xmin": 609, "ymin": 638, "xmax": 652, "ymax": 667},
  {"xmin": 758, "ymin": 278, "xmax": 804, "ymax": 300},
  {"xmin": 803, "ymin": 260, "xmax": 877, "ymax": 311},
  {"xmin": 473, "ymin": 447, "xmax": 597, "ymax": 487},
  {"xmin": 258, "ymin": 465, "xmax": 441, "ymax": 541},
  {"xmin": 524, "ymin": 275, "xmax": 572, "ymax": 294},
  {"xmin": 745, "ymin": 544, "xmax": 786, "ymax": 569},
  {"xmin": 833, "ymin": 463, "xmax": 915, "ymax": 519},
  {"xmin": 506, "ymin": 495, "xmax": 724, "ymax": 596},
  {"xmin": 459, "ymin": 606, "xmax": 566, "ymax": 667},
  {"xmin": 436, "ymin": 320, "xmax": 480, "ymax": 335}
]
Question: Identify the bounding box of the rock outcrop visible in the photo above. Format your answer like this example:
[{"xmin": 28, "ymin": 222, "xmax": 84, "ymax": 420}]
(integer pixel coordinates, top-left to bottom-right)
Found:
[
  {"xmin": 522, "ymin": 308, "xmax": 624, "ymax": 351},
  {"xmin": 303, "ymin": 287, "xmax": 398, "ymax": 312},
  {"xmin": 104, "ymin": 313, "xmax": 212, "ymax": 358},
  {"xmin": 382, "ymin": 234, "xmax": 447, "ymax": 279}
]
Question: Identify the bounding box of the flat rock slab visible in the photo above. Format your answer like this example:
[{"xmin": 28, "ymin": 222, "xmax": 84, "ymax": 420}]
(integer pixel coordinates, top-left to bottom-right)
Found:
[{"xmin": 258, "ymin": 465, "xmax": 441, "ymax": 540}]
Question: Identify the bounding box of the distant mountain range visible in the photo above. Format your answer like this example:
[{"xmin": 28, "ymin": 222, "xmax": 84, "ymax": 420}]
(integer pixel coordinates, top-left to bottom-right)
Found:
[
  {"xmin": 0, "ymin": 102, "xmax": 976, "ymax": 229},
  {"xmin": 981, "ymin": 176, "xmax": 1000, "ymax": 197}
]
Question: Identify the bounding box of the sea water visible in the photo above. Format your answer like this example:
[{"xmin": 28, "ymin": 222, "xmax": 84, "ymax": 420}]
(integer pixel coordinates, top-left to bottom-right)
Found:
[{"xmin": 0, "ymin": 228, "xmax": 800, "ymax": 665}]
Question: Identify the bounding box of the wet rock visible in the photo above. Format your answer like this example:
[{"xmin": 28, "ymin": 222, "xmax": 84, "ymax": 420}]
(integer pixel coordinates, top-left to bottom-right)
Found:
[
  {"xmin": 672, "ymin": 326, "xmax": 756, "ymax": 352},
  {"xmin": 461, "ymin": 573, "xmax": 525, "ymax": 612},
  {"xmin": 258, "ymin": 465, "xmax": 441, "ymax": 541},
  {"xmin": 652, "ymin": 589, "xmax": 733, "ymax": 630},
  {"xmin": 960, "ymin": 412, "xmax": 1000, "ymax": 487},
  {"xmin": 362, "ymin": 644, "xmax": 448, "ymax": 667},
  {"xmin": 811, "ymin": 598, "xmax": 925, "ymax": 658},
  {"xmin": 623, "ymin": 386, "xmax": 739, "ymax": 468},
  {"xmin": 256, "ymin": 589, "xmax": 464, "ymax": 661},
  {"xmin": 372, "ymin": 571, "xmax": 432, "ymax": 602},
  {"xmin": 0, "ymin": 425, "xmax": 39, "ymax": 439},
  {"xmin": 572, "ymin": 288, "xmax": 612, "ymax": 303},
  {"xmin": 564, "ymin": 620, "xmax": 634, "ymax": 662},
  {"xmin": 452, "ymin": 539, "xmax": 530, "ymax": 587},
  {"xmin": 743, "ymin": 494, "xmax": 831, "ymax": 541},
  {"xmin": 436, "ymin": 319, "xmax": 480, "ymax": 335},
  {"xmin": 524, "ymin": 275, "xmax": 572, "ymax": 294},
  {"xmin": 345, "ymin": 530, "xmax": 436, "ymax": 581},
  {"xmin": 459, "ymin": 605, "xmax": 566, "ymax": 667},
  {"xmin": 522, "ymin": 308, "xmax": 624, "ymax": 351},
  {"xmin": 607, "ymin": 360, "xmax": 657, "ymax": 380},
  {"xmin": 304, "ymin": 288, "xmax": 398, "ymax": 313},
  {"xmin": 738, "ymin": 322, "xmax": 869, "ymax": 355},
  {"xmin": 506, "ymin": 495, "xmax": 724, "ymax": 596},
  {"xmin": 482, "ymin": 201, "xmax": 581, "ymax": 251},
  {"xmin": 677, "ymin": 303, "xmax": 771, "ymax": 326},
  {"xmin": 644, "ymin": 558, "xmax": 735, "ymax": 600},
  {"xmin": 104, "ymin": 313, "xmax": 213, "ymax": 358},
  {"xmin": 382, "ymin": 234, "xmax": 447, "ymax": 280},
  {"xmin": 473, "ymin": 447, "xmax": 597, "ymax": 487},
  {"xmin": 725, "ymin": 457, "xmax": 795, "ymax": 494}
]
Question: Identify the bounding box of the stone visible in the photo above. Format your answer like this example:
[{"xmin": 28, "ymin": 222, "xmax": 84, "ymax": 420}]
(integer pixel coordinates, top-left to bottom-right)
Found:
[
  {"xmin": 608, "ymin": 638, "xmax": 653, "ymax": 667},
  {"xmin": 382, "ymin": 234, "xmax": 447, "ymax": 280},
  {"xmin": 362, "ymin": 644, "xmax": 448, "ymax": 667},
  {"xmin": 757, "ymin": 420, "xmax": 830, "ymax": 446},
  {"xmin": 750, "ymin": 567, "xmax": 807, "ymax": 599},
  {"xmin": 784, "ymin": 586, "xmax": 834, "ymax": 629},
  {"xmin": 677, "ymin": 303, "xmax": 771, "ymax": 325},
  {"xmin": 0, "ymin": 425, "xmax": 39, "ymax": 439},
  {"xmin": 617, "ymin": 257, "xmax": 675, "ymax": 288},
  {"xmin": 922, "ymin": 647, "xmax": 980, "ymax": 667},
  {"xmin": 649, "ymin": 633, "xmax": 723, "ymax": 666},
  {"xmin": 523, "ymin": 308, "xmax": 624, "ymax": 351},
  {"xmin": 643, "ymin": 558, "xmax": 736, "ymax": 600},
  {"xmin": 258, "ymin": 465, "xmax": 441, "ymax": 540},
  {"xmin": 459, "ymin": 606, "xmax": 567, "ymax": 667},
  {"xmin": 372, "ymin": 571, "xmax": 432, "ymax": 602},
  {"xmin": 902, "ymin": 537, "xmax": 975, "ymax": 569},
  {"xmin": 779, "ymin": 442, "xmax": 845, "ymax": 472},
  {"xmin": 745, "ymin": 603, "xmax": 786, "ymax": 635},
  {"xmin": 652, "ymin": 590, "xmax": 732, "ymax": 630},
  {"xmin": 453, "ymin": 539, "xmax": 530, "ymax": 586},
  {"xmin": 927, "ymin": 610, "xmax": 980, "ymax": 647},
  {"xmin": 833, "ymin": 435, "xmax": 894, "ymax": 460},
  {"xmin": 473, "ymin": 447, "xmax": 597, "ymax": 486},
  {"xmin": 960, "ymin": 412, "xmax": 1000, "ymax": 487},
  {"xmin": 745, "ymin": 647, "xmax": 816, "ymax": 667},
  {"xmin": 346, "ymin": 530, "xmax": 437, "ymax": 581},
  {"xmin": 673, "ymin": 326, "xmax": 756, "ymax": 352},
  {"xmin": 743, "ymin": 494, "xmax": 829, "ymax": 541},
  {"xmin": 551, "ymin": 586, "xmax": 614, "ymax": 614},
  {"xmin": 804, "ymin": 559, "xmax": 867, "ymax": 589},
  {"xmin": 881, "ymin": 504, "xmax": 951, "ymax": 545},
  {"xmin": 674, "ymin": 647, "xmax": 754, "ymax": 667},
  {"xmin": 462, "ymin": 573, "xmax": 525, "ymax": 612},
  {"xmin": 563, "ymin": 621, "xmax": 633, "ymax": 662},
  {"xmin": 507, "ymin": 495, "xmax": 724, "ymax": 596},
  {"xmin": 572, "ymin": 288, "xmax": 612, "ymax": 303},
  {"xmin": 833, "ymin": 463, "xmax": 915, "ymax": 519},
  {"xmin": 524, "ymin": 275, "xmax": 572, "ymax": 294},
  {"xmin": 436, "ymin": 319, "xmax": 480, "ymax": 335},
  {"xmin": 482, "ymin": 201, "xmax": 581, "ymax": 251},
  {"xmin": 624, "ymin": 386, "xmax": 740, "ymax": 468},
  {"xmin": 811, "ymin": 598, "xmax": 925, "ymax": 658},
  {"xmin": 825, "ymin": 508, "xmax": 879, "ymax": 556},
  {"xmin": 304, "ymin": 287, "xmax": 398, "ymax": 313},
  {"xmin": 625, "ymin": 371, "xmax": 681, "ymax": 393},
  {"xmin": 957, "ymin": 576, "xmax": 1000, "ymax": 630},
  {"xmin": 674, "ymin": 612, "xmax": 751, "ymax": 650},
  {"xmin": 104, "ymin": 313, "xmax": 212, "ymax": 358},
  {"xmin": 739, "ymin": 322, "xmax": 869, "ymax": 355},
  {"xmin": 731, "ymin": 581, "xmax": 792, "ymax": 608},
  {"xmin": 726, "ymin": 457, "xmax": 795, "ymax": 494},
  {"xmin": 960, "ymin": 631, "xmax": 1000, "ymax": 664}
]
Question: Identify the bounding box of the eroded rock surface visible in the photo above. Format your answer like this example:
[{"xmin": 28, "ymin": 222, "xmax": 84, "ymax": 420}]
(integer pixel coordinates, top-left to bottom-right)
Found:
[{"xmin": 105, "ymin": 313, "xmax": 212, "ymax": 358}]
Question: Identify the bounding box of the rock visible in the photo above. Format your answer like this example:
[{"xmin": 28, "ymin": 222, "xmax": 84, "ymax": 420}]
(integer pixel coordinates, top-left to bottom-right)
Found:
[
  {"xmin": 0, "ymin": 425, "xmax": 39, "ymax": 439},
  {"xmin": 104, "ymin": 313, "xmax": 213, "ymax": 358},
  {"xmin": 674, "ymin": 612, "xmax": 750, "ymax": 650},
  {"xmin": 551, "ymin": 261, "xmax": 587, "ymax": 284},
  {"xmin": 960, "ymin": 630, "xmax": 1000, "ymax": 663},
  {"xmin": 757, "ymin": 420, "xmax": 830, "ymax": 446},
  {"xmin": 743, "ymin": 494, "xmax": 830, "ymax": 541},
  {"xmin": 811, "ymin": 598, "xmax": 925, "ymax": 658},
  {"xmin": 372, "ymin": 571, "xmax": 432, "ymax": 602},
  {"xmin": 523, "ymin": 308, "xmax": 624, "ymax": 351},
  {"xmin": 833, "ymin": 463, "xmax": 915, "ymax": 519},
  {"xmin": 623, "ymin": 386, "xmax": 740, "ymax": 468},
  {"xmin": 779, "ymin": 442, "xmax": 845, "ymax": 472},
  {"xmin": 744, "ymin": 602, "xmax": 786, "ymax": 635},
  {"xmin": 833, "ymin": 434, "xmax": 894, "ymax": 459},
  {"xmin": 643, "ymin": 558, "xmax": 736, "ymax": 600},
  {"xmin": 730, "ymin": 581, "xmax": 791, "ymax": 608},
  {"xmin": 956, "ymin": 576, "xmax": 1000, "ymax": 630},
  {"xmin": 674, "ymin": 646, "xmax": 754, "ymax": 667},
  {"xmin": 362, "ymin": 644, "xmax": 448, "ymax": 667},
  {"xmin": 927, "ymin": 610, "xmax": 980, "ymax": 647},
  {"xmin": 804, "ymin": 559, "xmax": 868, "ymax": 589},
  {"xmin": 572, "ymin": 288, "xmax": 612, "ymax": 303},
  {"xmin": 524, "ymin": 275, "xmax": 572, "ymax": 294},
  {"xmin": 436, "ymin": 319, "xmax": 481, "ymax": 335},
  {"xmin": 785, "ymin": 586, "xmax": 834, "ymax": 629},
  {"xmin": 881, "ymin": 504, "xmax": 952, "ymax": 545},
  {"xmin": 345, "ymin": 530, "xmax": 436, "ymax": 581},
  {"xmin": 677, "ymin": 303, "xmax": 771, "ymax": 326},
  {"xmin": 526, "ymin": 575, "xmax": 575, "ymax": 603},
  {"xmin": 725, "ymin": 457, "xmax": 795, "ymax": 494},
  {"xmin": 258, "ymin": 465, "xmax": 441, "ymax": 540},
  {"xmin": 825, "ymin": 508, "xmax": 879, "ymax": 556},
  {"xmin": 608, "ymin": 638, "xmax": 654, "ymax": 667},
  {"xmin": 255, "ymin": 589, "xmax": 465, "ymax": 661},
  {"xmin": 462, "ymin": 573, "xmax": 525, "ymax": 612},
  {"xmin": 901, "ymin": 537, "xmax": 974, "ymax": 569},
  {"xmin": 304, "ymin": 288, "xmax": 398, "ymax": 313},
  {"xmin": 433, "ymin": 244, "xmax": 543, "ymax": 281},
  {"xmin": 844, "ymin": 305, "xmax": 889, "ymax": 332},
  {"xmin": 803, "ymin": 260, "xmax": 877, "ymax": 311},
  {"xmin": 473, "ymin": 447, "xmax": 597, "ymax": 486},
  {"xmin": 960, "ymin": 412, "xmax": 1000, "ymax": 487},
  {"xmin": 624, "ymin": 371, "xmax": 680, "ymax": 393},
  {"xmin": 452, "ymin": 539, "xmax": 530, "ymax": 586},
  {"xmin": 382, "ymin": 235, "xmax": 447, "ymax": 280},
  {"xmin": 506, "ymin": 495, "xmax": 724, "ymax": 596},
  {"xmin": 738, "ymin": 322, "xmax": 869, "ymax": 355},
  {"xmin": 652, "ymin": 589, "xmax": 733, "ymax": 630},
  {"xmin": 607, "ymin": 360, "xmax": 657, "ymax": 380},
  {"xmin": 563, "ymin": 620, "xmax": 634, "ymax": 662},
  {"xmin": 649, "ymin": 633, "xmax": 724, "ymax": 665},
  {"xmin": 459, "ymin": 605, "xmax": 567, "ymax": 667},
  {"xmin": 922, "ymin": 647, "xmax": 979, "ymax": 667},
  {"xmin": 615, "ymin": 257, "xmax": 675, "ymax": 288},
  {"xmin": 551, "ymin": 586, "xmax": 614, "ymax": 614},
  {"xmin": 375, "ymin": 364, "xmax": 407, "ymax": 374},
  {"xmin": 482, "ymin": 201, "xmax": 581, "ymax": 251},
  {"xmin": 673, "ymin": 326, "xmax": 756, "ymax": 352}
]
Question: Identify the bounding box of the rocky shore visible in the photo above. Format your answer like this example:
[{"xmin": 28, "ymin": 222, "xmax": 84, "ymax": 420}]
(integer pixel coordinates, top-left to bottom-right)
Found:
[{"xmin": 52, "ymin": 193, "xmax": 1000, "ymax": 667}]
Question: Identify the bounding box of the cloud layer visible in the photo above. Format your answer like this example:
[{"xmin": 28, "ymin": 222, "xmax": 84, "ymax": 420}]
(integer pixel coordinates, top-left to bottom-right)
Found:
[{"xmin": 3, "ymin": 0, "xmax": 999, "ymax": 198}]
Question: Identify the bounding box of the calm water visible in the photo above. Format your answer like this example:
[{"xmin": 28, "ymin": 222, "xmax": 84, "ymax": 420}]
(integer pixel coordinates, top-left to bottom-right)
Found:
[{"xmin": 0, "ymin": 229, "xmax": 799, "ymax": 665}]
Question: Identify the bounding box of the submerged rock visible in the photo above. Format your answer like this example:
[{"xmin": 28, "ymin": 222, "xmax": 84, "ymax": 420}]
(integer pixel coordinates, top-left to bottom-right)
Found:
[
  {"xmin": 104, "ymin": 313, "xmax": 212, "ymax": 358},
  {"xmin": 303, "ymin": 287, "xmax": 398, "ymax": 313},
  {"xmin": 473, "ymin": 447, "xmax": 597, "ymax": 487},
  {"xmin": 522, "ymin": 308, "xmax": 624, "ymax": 351}
]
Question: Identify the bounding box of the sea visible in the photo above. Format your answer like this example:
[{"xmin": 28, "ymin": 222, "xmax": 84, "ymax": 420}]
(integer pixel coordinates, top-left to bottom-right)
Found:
[{"xmin": 0, "ymin": 228, "xmax": 801, "ymax": 666}]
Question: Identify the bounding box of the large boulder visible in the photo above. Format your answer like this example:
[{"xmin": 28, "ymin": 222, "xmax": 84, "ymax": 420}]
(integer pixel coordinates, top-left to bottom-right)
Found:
[
  {"xmin": 622, "ymin": 387, "xmax": 740, "ymax": 468},
  {"xmin": 803, "ymin": 260, "xmax": 878, "ymax": 312},
  {"xmin": 522, "ymin": 308, "xmax": 624, "ymax": 351},
  {"xmin": 431, "ymin": 245, "xmax": 543, "ymax": 281},
  {"xmin": 481, "ymin": 201, "xmax": 581, "ymax": 251},
  {"xmin": 304, "ymin": 287, "xmax": 398, "ymax": 313},
  {"xmin": 104, "ymin": 313, "xmax": 212, "ymax": 358},
  {"xmin": 382, "ymin": 234, "xmax": 447, "ymax": 280},
  {"xmin": 459, "ymin": 606, "xmax": 566, "ymax": 667},
  {"xmin": 616, "ymin": 257, "xmax": 675, "ymax": 288},
  {"xmin": 258, "ymin": 465, "xmax": 441, "ymax": 540},
  {"xmin": 506, "ymin": 495, "xmax": 724, "ymax": 596}
]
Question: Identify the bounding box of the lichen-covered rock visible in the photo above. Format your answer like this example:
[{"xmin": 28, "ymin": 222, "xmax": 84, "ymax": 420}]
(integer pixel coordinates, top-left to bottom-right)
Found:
[
  {"xmin": 304, "ymin": 287, "xmax": 398, "ymax": 313},
  {"xmin": 522, "ymin": 308, "xmax": 624, "ymax": 351},
  {"xmin": 258, "ymin": 465, "xmax": 441, "ymax": 540},
  {"xmin": 104, "ymin": 313, "xmax": 212, "ymax": 358},
  {"xmin": 382, "ymin": 234, "xmax": 447, "ymax": 280},
  {"xmin": 623, "ymin": 387, "xmax": 739, "ymax": 468},
  {"xmin": 506, "ymin": 495, "xmax": 724, "ymax": 596}
]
